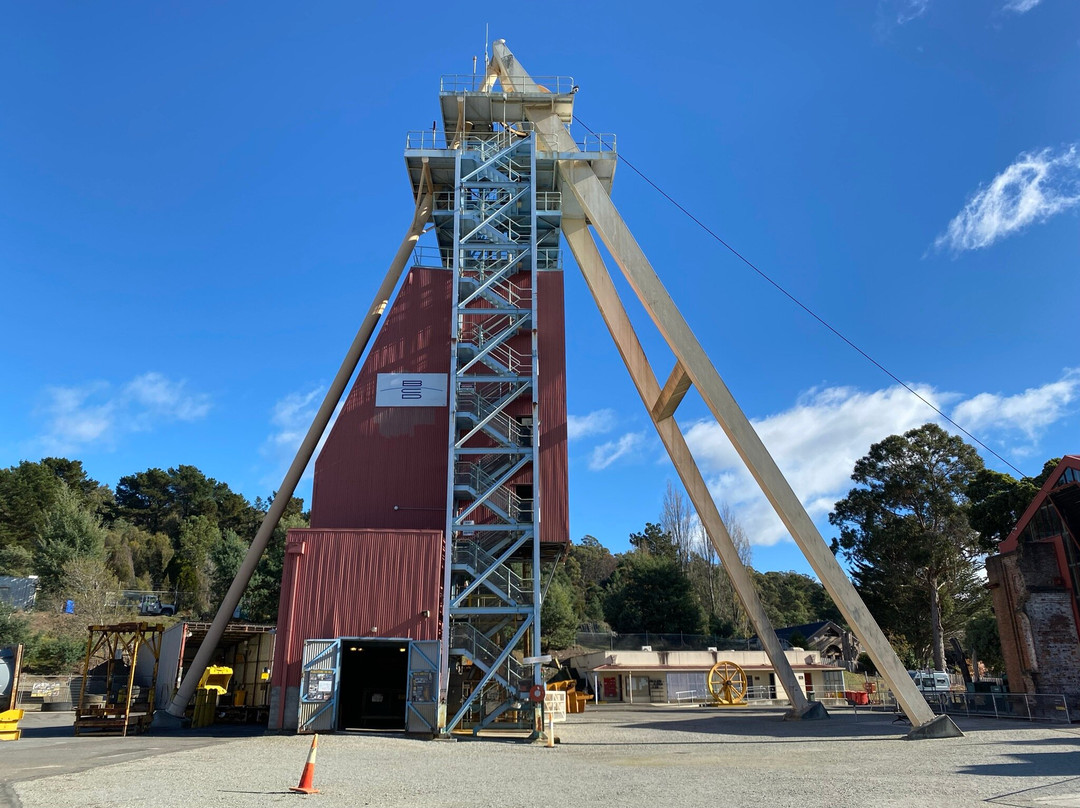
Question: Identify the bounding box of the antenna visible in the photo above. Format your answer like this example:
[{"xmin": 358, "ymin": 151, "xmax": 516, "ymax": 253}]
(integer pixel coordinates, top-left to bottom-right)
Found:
[{"xmin": 484, "ymin": 24, "xmax": 489, "ymax": 67}]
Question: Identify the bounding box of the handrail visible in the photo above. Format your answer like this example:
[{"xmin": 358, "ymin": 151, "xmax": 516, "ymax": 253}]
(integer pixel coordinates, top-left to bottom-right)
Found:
[{"xmin": 439, "ymin": 74, "xmax": 576, "ymax": 94}]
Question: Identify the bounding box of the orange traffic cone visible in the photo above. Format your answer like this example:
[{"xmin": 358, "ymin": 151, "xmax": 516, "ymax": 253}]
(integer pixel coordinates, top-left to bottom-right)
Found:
[{"xmin": 289, "ymin": 734, "xmax": 320, "ymax": 794}]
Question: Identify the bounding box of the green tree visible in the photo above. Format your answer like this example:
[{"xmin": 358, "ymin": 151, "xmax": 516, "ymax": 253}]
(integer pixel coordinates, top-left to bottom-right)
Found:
[
  {"xmin": 33, "ymin": 484, "xmax": 108, "ymax": 590},
  {"xmin": 0, "ymin": 602, "xmax": 30, "ymax": 647},
  {"xmin": 604, "ymin": 552, "xmax": 703, "ymax": 634},
  {"xmin": 629, "ymin": 522, "xmax": 678, "ymax": 561},
  {"xmin": 176, "ymin": 515, "xmax": 221, "ymax": 616},
  {"xmin": 209, "ymin": 529, "xmax": 248, "ymax": 609},
  {"xmin": 830, "ymin": 423, "xmax": 985, "ymax": 671},
  {"xmin": 244, "ymin": 512, "xmax": 308, "ymax": 622},
  {"xmin": 540, "ymin": 580, "xmax": 578, "ymax": 650},
  {"xmin": 965, "ymin": 611, "xmax": 1005, "ymax": 674},
  {"xmin": 62, "ymin": 556, "xmax": 121, "ymax": 625}
]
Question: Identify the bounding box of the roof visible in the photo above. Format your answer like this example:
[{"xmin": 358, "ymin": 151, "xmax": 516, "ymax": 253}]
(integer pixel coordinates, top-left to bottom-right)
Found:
[
  {"xmin": 999, "ymin": 455, "xmax": 1080, "ymax": 554},
  {"xmin": 591, "ymin": 663, "xmax": 844, "ymax": 672}
]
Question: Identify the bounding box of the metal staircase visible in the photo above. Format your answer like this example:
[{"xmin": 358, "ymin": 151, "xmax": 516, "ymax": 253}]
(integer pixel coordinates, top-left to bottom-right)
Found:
[{"xmin": 441, "ymin": 128, "xmax": 545, "ymax": 734}]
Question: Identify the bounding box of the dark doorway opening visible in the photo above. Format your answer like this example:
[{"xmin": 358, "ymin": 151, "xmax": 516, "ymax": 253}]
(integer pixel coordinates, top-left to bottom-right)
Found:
[{"xmin": 337, "ymin": 639, "xmax": 409, "ymax": 731}]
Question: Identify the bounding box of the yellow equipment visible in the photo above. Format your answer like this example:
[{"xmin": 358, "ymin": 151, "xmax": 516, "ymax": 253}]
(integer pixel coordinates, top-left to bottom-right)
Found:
[
  {"xmin": 193, "ymin": 665, "xmax": 233, "ymax": 728},
  {"xmin": 708, "ymin": 661, "xmax": 748, "ymax": 707},
  {"xmin": 0, "ymin": 708, "xmax": 24, "ymax": 741}
]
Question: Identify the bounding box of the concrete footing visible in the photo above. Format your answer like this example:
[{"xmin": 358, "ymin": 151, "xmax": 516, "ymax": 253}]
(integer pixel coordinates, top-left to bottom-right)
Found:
[
  {"xmin": 783, "ymin": 700, "xmax": 829, "ymax": 721},
  {"xmin": 905, "ymin": 714, "xmax": 964, "ymax": 740},
  {"xmin": 150, "ymin": 710, "xmax": 190, "ymax": 731}
]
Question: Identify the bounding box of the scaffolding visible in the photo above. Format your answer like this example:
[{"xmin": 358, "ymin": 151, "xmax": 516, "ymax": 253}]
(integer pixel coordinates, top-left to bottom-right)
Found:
[{"xmin": 74, "ymin": 622, "xmax": 163, "ymax": 736}]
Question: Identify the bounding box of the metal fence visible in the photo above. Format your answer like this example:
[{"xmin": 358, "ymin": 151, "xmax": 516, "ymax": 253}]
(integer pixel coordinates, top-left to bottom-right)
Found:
[{"xmin": 864, "ymin": 690, "xmax": 1072, "ymax": 724}]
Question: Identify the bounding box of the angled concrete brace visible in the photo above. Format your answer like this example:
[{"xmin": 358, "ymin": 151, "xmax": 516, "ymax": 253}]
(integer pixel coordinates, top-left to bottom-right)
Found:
[
  {"xmin": 490, "ymin": 39, "xmax": 959, "ymax": 737},
  {"xmin": 563, "ymin": 216, "xmax": 819, "ymax": 719},
  {"xmin": 162, "ymin": 164, "xmax": 436, "ymax": 720}
]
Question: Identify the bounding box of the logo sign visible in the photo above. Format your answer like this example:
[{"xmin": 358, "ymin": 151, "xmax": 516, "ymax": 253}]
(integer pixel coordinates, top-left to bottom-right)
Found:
[{"xmin": 375, "ymin": 373, "xmax": 448, "ymax": 407}]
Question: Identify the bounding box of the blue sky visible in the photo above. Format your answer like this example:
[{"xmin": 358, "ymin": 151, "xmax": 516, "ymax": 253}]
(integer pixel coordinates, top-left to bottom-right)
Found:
[{"xmin": 2, "ymin": 2, "xmax": 1078, "ymax": 576}]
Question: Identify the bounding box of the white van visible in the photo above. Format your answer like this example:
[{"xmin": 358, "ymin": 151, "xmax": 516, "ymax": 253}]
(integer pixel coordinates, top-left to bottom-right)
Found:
[{"xmin": 908, "ymin": 670, "xmax": 951, "ymax": 693}]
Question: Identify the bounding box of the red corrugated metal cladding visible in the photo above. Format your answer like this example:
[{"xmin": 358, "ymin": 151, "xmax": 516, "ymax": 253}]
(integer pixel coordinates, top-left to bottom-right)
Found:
[
  {"xmin": 270, "ymin": 528, "xmax": 444, "ymax": 728},
  {"xmin": 537, "ymin": 271, "xmax": 569, "ymax": 545},
  {"xmin": 311, "ymin": 268, "xmax": 452, "ymax": 531}
]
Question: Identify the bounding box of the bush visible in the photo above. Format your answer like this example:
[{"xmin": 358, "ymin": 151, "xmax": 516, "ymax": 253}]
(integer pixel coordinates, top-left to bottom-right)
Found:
[
  {"xmin": 0, "ymin": 602, "xmax": 31, "ymax": 647},
  {"xmin": 23, "ymin": 635, "xmax": 85, "ymax": 675}
]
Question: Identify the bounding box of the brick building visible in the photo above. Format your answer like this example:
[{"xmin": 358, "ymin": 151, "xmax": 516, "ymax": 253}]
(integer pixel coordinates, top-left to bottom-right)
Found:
[{"xmin": 986, "ymin": 455, "xmax": 1080, "ymax": 711}]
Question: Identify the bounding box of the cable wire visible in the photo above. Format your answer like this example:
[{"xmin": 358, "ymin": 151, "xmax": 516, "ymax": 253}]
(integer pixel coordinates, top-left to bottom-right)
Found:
[{"xmin": 573, "ymin": 115, "xmax": 1027, "ymax": 478}]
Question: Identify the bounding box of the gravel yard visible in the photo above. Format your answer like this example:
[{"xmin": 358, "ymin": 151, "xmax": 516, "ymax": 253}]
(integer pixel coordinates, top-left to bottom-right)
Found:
[{"xmin": 10, "ymin": 706, "xmax": 1080, "ymax": 808}]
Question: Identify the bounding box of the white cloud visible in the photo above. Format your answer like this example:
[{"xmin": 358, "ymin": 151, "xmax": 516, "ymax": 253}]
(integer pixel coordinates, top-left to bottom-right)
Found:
[
  {"xmin": 935, "ymin": 145, "xmax": 1080, "ymax": 252},
  {"xmin": 589, "ymin": 431, "xmax": 648, "ymax": 471},
  {"xmin": 682, "ymin": 374, "xmax": 1078, "ymax": 548},
  {"xmin": 895, "ymin": 0, "xmax": 931, "ymax": 24},
  {"xmin": 567, "ymin": 408, "xmax": 618, "ymax": 440},
  {"xmin": 124, "ymin": 372, "xmax": 211, "ymax": 424},
  {"xmin": 1003, "ymin": 0, "xmax": 1041, "ymax": 12},
  {"xmin": 951, "ymin": 370, "xmax": 1079, "ymax": 441},
  {"xmin": 260, "ymin": 385, "xmax": 340, "ymax": 486},
  {"xmin": 37, "ymin": 373, "xmax": 211, "ymax": 454},
  {"xmin": 683, "ymin": 384, "xmax": 943, "ymax": 547}
]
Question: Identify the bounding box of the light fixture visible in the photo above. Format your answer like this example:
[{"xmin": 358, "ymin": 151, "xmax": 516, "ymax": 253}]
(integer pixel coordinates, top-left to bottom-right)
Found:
[
  {"xmin": 399, "ymin": 647, "xmax": 406, "ymax": 653},
  {"xmin": 421, "ymin": 609, "xmax": 431, "ymax": 618}
]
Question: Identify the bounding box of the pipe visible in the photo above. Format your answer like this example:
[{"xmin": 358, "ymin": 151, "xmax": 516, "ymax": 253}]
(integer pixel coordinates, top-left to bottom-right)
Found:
[{"xmin": 165, "ymin": 177, "xmax": 434, "ymax": 717}]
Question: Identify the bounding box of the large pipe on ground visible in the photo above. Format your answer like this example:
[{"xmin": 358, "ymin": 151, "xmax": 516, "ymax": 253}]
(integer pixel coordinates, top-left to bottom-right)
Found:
[{"xmin": 163, "ymin": 176, "xmax": 434, "ymax": 718}]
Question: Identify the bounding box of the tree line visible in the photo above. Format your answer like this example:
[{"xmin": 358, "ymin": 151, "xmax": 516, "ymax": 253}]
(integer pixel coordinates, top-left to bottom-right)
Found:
[{"xmin": 0, "ymin": 458, "xmax": 306, "ymax": 672}]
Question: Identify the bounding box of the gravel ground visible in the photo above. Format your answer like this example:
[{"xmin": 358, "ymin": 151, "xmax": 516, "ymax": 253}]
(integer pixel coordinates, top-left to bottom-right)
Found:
[{"xmin": 11, "ymin": 706, "xmax": 1080, "ymax": 808}]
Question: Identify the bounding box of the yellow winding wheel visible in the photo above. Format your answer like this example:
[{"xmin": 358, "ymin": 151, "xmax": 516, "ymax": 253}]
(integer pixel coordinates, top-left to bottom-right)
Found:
[{"xmin": 707, "ymin": 660, "xmax": 748, "ymax": 707}]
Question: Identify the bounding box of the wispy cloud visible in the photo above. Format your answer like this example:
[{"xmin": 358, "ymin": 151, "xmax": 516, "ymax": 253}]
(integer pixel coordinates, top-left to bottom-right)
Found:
[
  {"xmin": 1002, "ymin": 0, "xmax": 1041, "ymax": 13},
  {"xmin": 589, "ymin": 431, "xmax": 648, "ymax": 471},
  {"xmin": 951, "ymin": 370, "xmax": 1079, "ymax": 441},
  {"xmin": 260, "ymin": 385, "xmax": 340, "ymax": 486},
  {"xmin": 935, "ymin": 145, "xmax": 1080, "ymax": 253},
  {"xmin": 682, "ymin": 374, "xmax": 1077, "ymax": 547},
  {"xmin": 894, "ymin": 0, "xmax": 931, "ymax": 24},
  {"xmin": 567, "ymin": 408, "xmax": 618, "ymax": 441},
  {"xmin": 36, "ymin": 372, "xmax": 211, "ymax": 453}
]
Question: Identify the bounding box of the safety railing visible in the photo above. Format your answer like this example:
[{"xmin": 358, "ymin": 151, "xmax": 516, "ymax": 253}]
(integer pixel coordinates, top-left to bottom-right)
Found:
[
  {"xmin": 458, "ymin": 317, "xmax": 530, "ymax": 375},
  {"xmin": 412, "ymin": 245, "xmax": 452, "ymax": 269},
  {"xmin": 454, "ymin": 460, "xmax": 531, "ymax": 524},
  {"xmin": 456, "ymin": 388, "xmax": 528, "ymax": 446},
  {"xmin": 536, "ymin": 191, "xmax": 561, "ymax": 212},
  {"xmin": 405, "ymin": 130, "xmax": 451, "ymax": 150},
  {"xmin": 450, "ymin": 623, "xmax": 531, "ymax": 692},
  {"xmin": 440, "ymin": 74, "xmax": 576, "ymax": 95},
  {"xmin": 452, "ymin": 540, "xmax": 528, "ymax": 602}
]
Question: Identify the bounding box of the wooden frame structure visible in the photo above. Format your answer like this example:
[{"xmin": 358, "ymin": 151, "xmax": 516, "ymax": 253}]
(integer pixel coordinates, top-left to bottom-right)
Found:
[
  {"xmin": 486, "ymin": 40, "xmax": 960, "ymax": 739},
  {"xmin": 75, "ymin": 622, "xmax": 164, "ymax": 736}
]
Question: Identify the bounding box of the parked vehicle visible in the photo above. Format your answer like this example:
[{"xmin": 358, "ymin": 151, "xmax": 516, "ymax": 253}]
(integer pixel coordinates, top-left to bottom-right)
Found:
[
  {"xmin": 138, "ymin": 595, "xmax": 176, "ymax": 617},
  {"xmin": 908, "ymin": 670, "xmax": 951, "ymax": 693}
]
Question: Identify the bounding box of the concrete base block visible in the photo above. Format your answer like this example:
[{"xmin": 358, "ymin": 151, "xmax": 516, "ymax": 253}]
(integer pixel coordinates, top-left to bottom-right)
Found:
[
  {"xmin": 783, "ymin": 700, "xmax": 829, "ymax": 721},
  {"xmin": 149, "ymin": 709, "xmax": 190, "ymax": 731},
  {"xmin": 905, "ymin": 714, "xmax": 964, "ymax": 740}
]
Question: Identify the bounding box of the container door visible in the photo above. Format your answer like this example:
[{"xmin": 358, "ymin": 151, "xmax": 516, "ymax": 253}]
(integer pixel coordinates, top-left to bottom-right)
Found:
[
  {"xmin": 405, "ymin": 641, "xmax": 439, "ymax": 734},
  {"xmin": 298, "ymin": 639, "xmax": 339, "ymax": 733}
]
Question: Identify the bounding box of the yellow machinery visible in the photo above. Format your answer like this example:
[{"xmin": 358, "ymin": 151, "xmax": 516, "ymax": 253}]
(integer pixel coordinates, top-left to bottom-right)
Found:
[
  {"xmin": 708, "ymin": 661, "xmax": 749, "ymax": 707},
  {"xmin": 193, "ymin": 665, "xmax": 233, "ymax": 728},
  {"xmin": 0, "ymin": 708, "xmax": 24, "ymax": 741}
]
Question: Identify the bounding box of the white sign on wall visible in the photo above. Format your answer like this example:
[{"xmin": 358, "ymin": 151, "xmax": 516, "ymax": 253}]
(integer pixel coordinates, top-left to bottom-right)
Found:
[{"xmin": 375, "ymin": 373, "xmax": 448, "ymax": 407}]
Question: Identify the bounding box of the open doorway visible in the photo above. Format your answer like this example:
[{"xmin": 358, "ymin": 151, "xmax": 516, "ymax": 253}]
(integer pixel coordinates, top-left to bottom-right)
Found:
[{"xmin": 337, "ymin": 639, "xmax": 409, "ymax": 731}]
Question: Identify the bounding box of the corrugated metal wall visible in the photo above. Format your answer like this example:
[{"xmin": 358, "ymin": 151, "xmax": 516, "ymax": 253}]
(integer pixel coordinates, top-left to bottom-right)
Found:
[
  {"xmin": 270, "ymin": 528, "xmax": 443, "ymax": 729},
  {"xmin": 537, "ymin": 270, "xmax": 569, "ymax": 545},
  {"xmin": 311, "ymin": 268, "xmax": 452, "ymax": 531}
]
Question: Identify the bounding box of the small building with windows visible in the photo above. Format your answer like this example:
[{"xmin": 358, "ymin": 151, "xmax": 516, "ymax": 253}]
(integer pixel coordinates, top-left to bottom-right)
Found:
[
  {"xmin": 564, "ymin": 648, "xmax": 847, "ymax": 706},
  {"xmin": 986, "ymin": 455, "xmax": 1080, "ymax": 711}
]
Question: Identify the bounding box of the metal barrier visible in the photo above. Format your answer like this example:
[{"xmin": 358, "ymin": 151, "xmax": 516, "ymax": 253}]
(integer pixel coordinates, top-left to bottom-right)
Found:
[
  {"xmin": 863, "ymin": 690, "xmax": 1072, "ymax": 724},
  {"xmin": 439, "ymin": 74, "xmax": 576, "ymax": 94}
]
